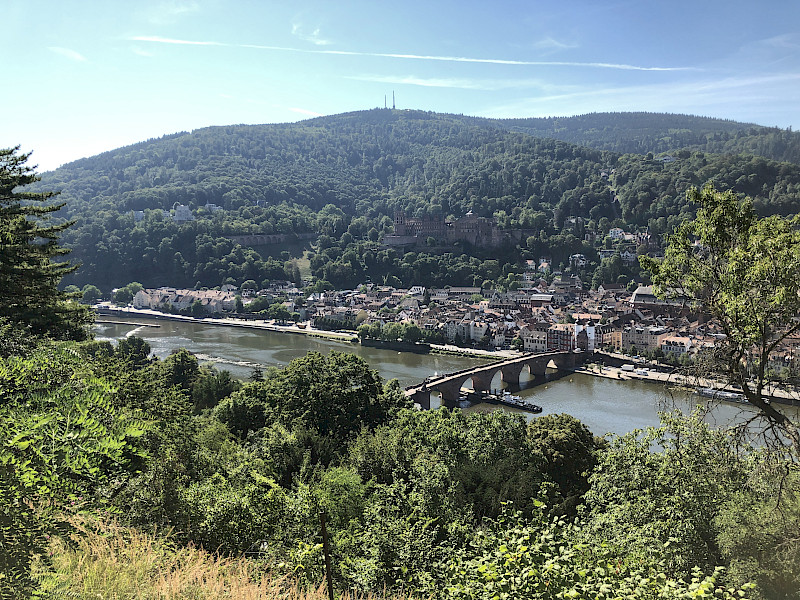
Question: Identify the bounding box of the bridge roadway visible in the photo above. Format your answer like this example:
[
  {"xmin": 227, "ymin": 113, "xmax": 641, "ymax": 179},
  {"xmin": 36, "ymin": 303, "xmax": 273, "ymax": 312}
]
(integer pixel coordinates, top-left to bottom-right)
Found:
[{"xmin": 405, "ymin": 350, "xmax": 585, "ymax": 409}]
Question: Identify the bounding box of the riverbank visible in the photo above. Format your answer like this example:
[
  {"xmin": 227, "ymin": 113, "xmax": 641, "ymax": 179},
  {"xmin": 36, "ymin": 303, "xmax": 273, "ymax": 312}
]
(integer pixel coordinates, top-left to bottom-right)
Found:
[
  {"xmin": 573, "ymin": 361, "xmax": 800, "ymax": 408},
  {"xmin": 93, "ymin": 305, "xmax": 521, "ymax": 361}
]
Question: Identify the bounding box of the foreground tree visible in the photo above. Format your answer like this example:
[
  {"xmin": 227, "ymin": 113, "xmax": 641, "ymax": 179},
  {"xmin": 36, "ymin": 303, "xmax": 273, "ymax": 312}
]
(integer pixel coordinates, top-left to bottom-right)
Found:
[
  {"xmin": 0, "ymin": 147, "xmax": 91, "ymax": 339},
  {"xmin": 435, "ymin": 504, "xmax": 753, "ymax": 600},
  {"xmin": 0, "ymin": 344, "xmax": 146, "ymax": 596},
  {"xmin": 214, "ymin": 351, "xmax": 410, "ymax": 439},
  {"xmin": 641, "ymin": 184, "xmax": 800, "ymax": 454}
]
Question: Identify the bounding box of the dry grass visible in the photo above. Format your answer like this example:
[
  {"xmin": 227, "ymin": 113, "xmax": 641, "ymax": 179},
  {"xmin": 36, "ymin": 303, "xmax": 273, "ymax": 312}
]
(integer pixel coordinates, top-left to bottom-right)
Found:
[{"xmin": 34, "ymin": 518, "xmax": 405, "ymax": 600}]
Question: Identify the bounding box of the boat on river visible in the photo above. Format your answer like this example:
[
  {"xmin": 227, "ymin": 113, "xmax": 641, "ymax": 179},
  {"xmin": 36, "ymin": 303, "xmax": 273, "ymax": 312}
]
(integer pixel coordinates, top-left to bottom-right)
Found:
[
  {"xmin": 696, "ymin": 387, "xmax": 746, "ymax": 403},
  {"xmin": 459, "ymin": 390, "xmax": 543, "ymax": 413}
]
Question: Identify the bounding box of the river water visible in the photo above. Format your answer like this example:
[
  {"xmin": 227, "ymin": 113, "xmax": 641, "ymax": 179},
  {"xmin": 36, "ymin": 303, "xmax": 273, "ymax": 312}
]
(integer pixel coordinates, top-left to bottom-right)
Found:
[{"xmin": 94, "ymin": 317, "xmax": 768, "ymax": 438}]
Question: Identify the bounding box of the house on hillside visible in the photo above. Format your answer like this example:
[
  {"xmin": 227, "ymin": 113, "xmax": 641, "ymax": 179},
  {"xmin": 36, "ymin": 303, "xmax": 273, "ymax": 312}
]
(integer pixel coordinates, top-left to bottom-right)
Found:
[
  {"xmin": 608, "ymin": 227, "xmax": 626, "ymax": 240},
  {"xmin": 172, "ymin": 204, "xmax": 194, "ymax": 223}
]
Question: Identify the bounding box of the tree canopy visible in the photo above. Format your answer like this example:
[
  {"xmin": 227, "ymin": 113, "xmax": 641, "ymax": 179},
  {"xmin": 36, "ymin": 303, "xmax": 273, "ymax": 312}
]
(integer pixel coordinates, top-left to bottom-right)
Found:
[
  {"xmin": 642, "ymin": 184, "xmax": 800, "ymax": 453},
  {"xmin": 0, "ymin": 147, "xmax": 91, "ymax": 339}
]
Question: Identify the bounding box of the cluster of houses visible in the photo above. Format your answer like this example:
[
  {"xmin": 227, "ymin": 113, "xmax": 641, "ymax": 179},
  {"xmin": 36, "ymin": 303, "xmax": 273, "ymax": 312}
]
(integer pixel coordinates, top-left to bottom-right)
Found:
[
  {"xmin": 128, "ymin": 277, "xmax": 800, "ymax": 373},
  {"xmin": 132, "ymin": 286, "xmax": 238, "ymax": 313},
  {"xmin": 303, "ymin": 279, "xmax": 710, "ymax": 359}
]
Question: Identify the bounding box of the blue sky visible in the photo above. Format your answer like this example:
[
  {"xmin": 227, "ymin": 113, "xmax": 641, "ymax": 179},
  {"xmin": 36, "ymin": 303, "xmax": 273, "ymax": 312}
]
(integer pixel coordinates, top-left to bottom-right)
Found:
[{"xmin": 3, "ymin": 0, "xmax": 799, "ymax": 171}]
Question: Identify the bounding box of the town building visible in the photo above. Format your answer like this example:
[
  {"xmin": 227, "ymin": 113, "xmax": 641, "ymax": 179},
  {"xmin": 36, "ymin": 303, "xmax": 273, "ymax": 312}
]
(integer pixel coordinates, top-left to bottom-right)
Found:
[
  {"xmin": 619, "ymin": 325, "xmax": 669, "ymax": 353},
  {"xmin": 575, "ymin": 322, "xmax": 598, "ymax": 352},
  {"xmin": 384, "ymin": 211, "xmax": 509, "ymax": 249},
  {"xmin": 133, "ymin": 287, "xmax": 236, "ymax": 314},
  {"xmin": 548, "ymin": 323, "xmax": 576, "ymax": 352},
  {"xmin": 521, "ymin": 322, "xmax": 550, "ymax": 353},
  {"xmin": 661, "ymin": 335, "xmax": 692, "ymax": 355}
]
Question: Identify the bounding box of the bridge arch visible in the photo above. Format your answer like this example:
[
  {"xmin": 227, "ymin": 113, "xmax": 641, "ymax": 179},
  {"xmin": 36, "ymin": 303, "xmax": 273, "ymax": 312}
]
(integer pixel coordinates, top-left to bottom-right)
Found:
[
  {"xmin": 487, "ymin": 364, "xmax": 522, "ymax": 390},
  {"xmin": 461, "ymin": 375, "xmax": 476, "ymax": 390},
  {"xmin": 425, "ymin": 389, "xmax": 443, "ymax": 409},
  {"xmin": 489, "ymin": 370, "xmax": 504, "ymax": 391},
  {"xmin": 518, "ymin": 364, "xmax": 533, "ymax": 385}
]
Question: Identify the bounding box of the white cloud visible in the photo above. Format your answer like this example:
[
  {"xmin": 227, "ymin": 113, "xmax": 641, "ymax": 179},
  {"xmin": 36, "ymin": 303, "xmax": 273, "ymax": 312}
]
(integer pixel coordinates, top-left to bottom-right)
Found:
[
  {"xmin": 146, "ymin": 1, "xmax": 199, "ymax": 25},
  {"xmin": 724, "ymin": 33, "xmax": 800, "ymax": 71},
  {"xmin": 131, "ymin": 35, "xmax": 225, "ymax": 46},
  {"xmin": 48, "ymin": 47, "xmax": 87, "ymax": 62},
  {"xmin": 761, "ymin": 33, "xmax": 800, "ymax": 50},
  {"xmin": 533, "ymin": 37, "xmax": 578, "ymax": 51},
  {"xmin": 347, "ymin": 74, "xmax": 576, "ymax": 92},
  {"xmin": 482, "ymin": 72, "xmax": 800, "ymax": 124},
  {"xmin": 353, "ymin": 51, "xmax": 689, "ymax": 72},
  {"xmin": 291, "ymin": 23, "xmax": 332, "ymax": 46},
  {"xmin": 131, "ymin": 46, "xmax": 155, "ymax": 58}
]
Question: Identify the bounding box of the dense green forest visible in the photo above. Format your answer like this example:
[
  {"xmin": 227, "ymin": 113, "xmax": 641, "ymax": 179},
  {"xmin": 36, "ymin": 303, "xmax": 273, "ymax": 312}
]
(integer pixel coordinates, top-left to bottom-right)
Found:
[
  {"xmin": 495, "ymin": 112, "xmax": 800, "ymax": 164},
  {"xmin": 34, "ymin": 110, "xmax": 800, "ymax": 292}
]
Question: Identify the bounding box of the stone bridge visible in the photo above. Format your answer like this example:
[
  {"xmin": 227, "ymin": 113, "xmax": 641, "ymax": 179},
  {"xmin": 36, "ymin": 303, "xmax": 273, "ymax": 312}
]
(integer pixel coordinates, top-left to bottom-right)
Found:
[{"xmin": 405, "ymin": 350, "xmax": 585, "ymax": 409}]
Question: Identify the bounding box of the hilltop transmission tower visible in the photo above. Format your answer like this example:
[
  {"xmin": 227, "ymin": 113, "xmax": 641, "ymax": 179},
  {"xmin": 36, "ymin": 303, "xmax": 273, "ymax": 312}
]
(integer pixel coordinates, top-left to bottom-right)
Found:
[{"xmin": 393, "ymin": 91, "xmax": 396, "ymax": 109}]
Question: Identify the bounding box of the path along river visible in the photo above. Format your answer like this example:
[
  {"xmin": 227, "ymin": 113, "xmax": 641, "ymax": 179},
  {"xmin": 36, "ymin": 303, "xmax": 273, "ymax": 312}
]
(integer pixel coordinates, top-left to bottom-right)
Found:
[{"xmin": 94, "ymin": 316, "xmax": 775, "ymax": 438}]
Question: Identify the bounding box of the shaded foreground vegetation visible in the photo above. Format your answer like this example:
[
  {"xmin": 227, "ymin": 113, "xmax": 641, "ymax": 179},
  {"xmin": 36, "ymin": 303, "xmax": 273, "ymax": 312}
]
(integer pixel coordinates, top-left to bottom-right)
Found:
[
  {"xmin": 3, "ymin": 330, "xmax": 799, "ymax": 599},
  {"xmin": 35, "ymin": 517, "xmax": 400, "ymax": 600}
]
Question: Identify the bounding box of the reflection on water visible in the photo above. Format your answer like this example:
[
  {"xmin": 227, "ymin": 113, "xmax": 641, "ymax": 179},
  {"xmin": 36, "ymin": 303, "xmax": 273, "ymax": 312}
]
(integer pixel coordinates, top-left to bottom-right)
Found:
[{"xmin": 94, "ymin": 317, "xmax": 786, "ymax": 437}]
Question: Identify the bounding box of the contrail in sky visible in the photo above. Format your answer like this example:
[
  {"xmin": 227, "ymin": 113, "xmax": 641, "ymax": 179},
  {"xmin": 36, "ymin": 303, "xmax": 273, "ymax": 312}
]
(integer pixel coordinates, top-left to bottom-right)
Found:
[{"xmin": 131, "ymin": 36, "xmax": 694, "ymax": 72}]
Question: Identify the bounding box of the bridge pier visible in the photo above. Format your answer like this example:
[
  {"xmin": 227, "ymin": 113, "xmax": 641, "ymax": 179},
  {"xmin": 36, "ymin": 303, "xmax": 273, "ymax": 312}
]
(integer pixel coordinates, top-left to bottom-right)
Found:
[
  {"xmin": 500, "ymin": 363, "xmax": 524, "ymax": 387},
  {"xmin": 438, "ymin": 380, "xmax": 465, "ymax": 408},
  {"xmin": 441, "ymin": 395, "xmax": 458, "ymax": 410},
  {"xmin": 410, "ymin": 389, "xmax": 431, "ymax": 409}
]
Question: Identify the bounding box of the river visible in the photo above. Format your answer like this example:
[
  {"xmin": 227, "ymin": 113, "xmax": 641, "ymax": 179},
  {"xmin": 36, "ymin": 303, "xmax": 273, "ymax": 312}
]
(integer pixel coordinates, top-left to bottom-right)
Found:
[{"xmin": 94, "ymin": 316, "xmax": 768, "ymax": 438}]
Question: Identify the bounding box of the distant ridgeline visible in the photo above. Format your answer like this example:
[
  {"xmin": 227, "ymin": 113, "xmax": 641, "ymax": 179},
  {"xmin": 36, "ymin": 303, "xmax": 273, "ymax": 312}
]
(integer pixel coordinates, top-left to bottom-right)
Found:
[
  {"xmin": 31, "ymin": 109, "xmax": 800, "ymax": 291},
  {"xmin": 492, "ymin": 112, "xmax": 800, "ymax": 163}
]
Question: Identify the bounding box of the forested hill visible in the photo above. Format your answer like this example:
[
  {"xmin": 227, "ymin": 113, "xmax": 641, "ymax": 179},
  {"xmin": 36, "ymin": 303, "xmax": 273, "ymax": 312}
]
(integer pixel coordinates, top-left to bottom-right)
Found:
[
  {"xmin": 41, "ymin": 109, "xmax": 612, "ymax": 219},
  {"xmin": 38, "ymin": 110, "xmax": 616, "ymax": 288},
  {"xmin": 492, "ymin": 112, "xmax": 800, "ymax": 163},
  {"xmin": 33, "ymin": 109, "xmax": 800, "ymax": 291}
]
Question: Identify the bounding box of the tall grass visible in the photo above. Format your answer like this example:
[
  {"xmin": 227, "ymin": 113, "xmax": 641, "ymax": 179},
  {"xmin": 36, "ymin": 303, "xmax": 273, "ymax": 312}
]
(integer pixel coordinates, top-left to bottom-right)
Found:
[{"xmin": 34, "ymin": 518, "xmax": 405, "ymax": 600}]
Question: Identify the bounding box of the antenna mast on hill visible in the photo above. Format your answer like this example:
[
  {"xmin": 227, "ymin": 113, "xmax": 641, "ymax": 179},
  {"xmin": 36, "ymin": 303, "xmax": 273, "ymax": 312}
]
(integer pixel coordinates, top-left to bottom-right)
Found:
[
  {"xmin": 384, "ymin": 95, "xmax": 387, "ymax": 109},
  {"xmin": 393, "ymin": 91, "xmax": 396, "ymax": 110}
]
